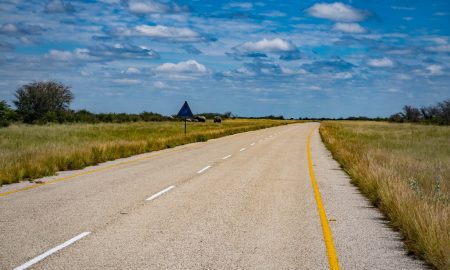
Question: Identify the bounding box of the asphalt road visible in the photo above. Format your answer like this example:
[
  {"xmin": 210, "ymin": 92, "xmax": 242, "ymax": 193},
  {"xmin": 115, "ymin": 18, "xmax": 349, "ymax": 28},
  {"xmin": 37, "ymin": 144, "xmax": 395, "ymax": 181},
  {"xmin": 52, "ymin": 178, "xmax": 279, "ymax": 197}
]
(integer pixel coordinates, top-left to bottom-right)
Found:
[{"xmin": 0, "ymin": 123, "xmax": 426, "ymax": 269}]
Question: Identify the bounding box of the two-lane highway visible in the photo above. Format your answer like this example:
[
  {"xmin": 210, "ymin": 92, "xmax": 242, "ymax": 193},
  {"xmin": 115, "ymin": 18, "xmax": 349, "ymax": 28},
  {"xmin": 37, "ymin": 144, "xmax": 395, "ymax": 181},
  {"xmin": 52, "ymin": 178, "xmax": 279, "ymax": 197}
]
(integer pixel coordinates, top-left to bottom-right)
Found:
[{"xmin": 0, "ymin": 123, "xmax": 425, "ymax": 269}]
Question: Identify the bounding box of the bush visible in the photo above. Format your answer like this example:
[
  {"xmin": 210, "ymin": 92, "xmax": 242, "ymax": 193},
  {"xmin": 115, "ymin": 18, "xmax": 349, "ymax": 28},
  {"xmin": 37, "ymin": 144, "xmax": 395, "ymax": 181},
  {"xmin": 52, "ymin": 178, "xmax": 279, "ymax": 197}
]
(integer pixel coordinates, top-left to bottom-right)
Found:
[
  {"xmin": 13, "ymin": 80, "xmax": 74, "ymax": 123},
  {"xmin": 0, "ymin": 100, "xmax": 16, "ymax": 127}
]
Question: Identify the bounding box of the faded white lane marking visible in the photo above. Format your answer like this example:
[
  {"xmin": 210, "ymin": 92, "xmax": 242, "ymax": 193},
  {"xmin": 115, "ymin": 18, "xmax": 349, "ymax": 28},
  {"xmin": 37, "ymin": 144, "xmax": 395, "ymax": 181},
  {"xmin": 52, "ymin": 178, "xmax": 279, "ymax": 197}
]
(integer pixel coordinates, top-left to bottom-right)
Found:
[
  {"xmin": 240, "ymin": 148, "xmax": 246, "ymax": 152},
  {"xmin": 14, "ymin": 232, "xmax": 91, "ymax": 270},
  {"xmin": 222, "ymin": 155, "xmax": 232, "ymax": 160},
  {"xmin": 146, "ymin": 185, "xmax": 175, "ymax": 201},
  {"xmin": 250, "ymin": 143, "xmax": 255, "ymax": 146},
  {"xmin": 197, "ymin": 166, "xmax": 211, "ymax": 174}
]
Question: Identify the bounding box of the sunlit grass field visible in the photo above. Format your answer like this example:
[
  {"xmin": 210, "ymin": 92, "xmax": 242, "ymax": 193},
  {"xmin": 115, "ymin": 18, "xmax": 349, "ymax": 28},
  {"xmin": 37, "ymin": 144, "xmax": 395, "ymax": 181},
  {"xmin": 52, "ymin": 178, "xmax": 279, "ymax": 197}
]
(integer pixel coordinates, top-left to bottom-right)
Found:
[
  {"xmin": 0, "ymin": 119, "xmax": 295, "ymax": 186},
  {"xmin": 320, "ymin": 121, "xmax": 449, "ymax": 270}
]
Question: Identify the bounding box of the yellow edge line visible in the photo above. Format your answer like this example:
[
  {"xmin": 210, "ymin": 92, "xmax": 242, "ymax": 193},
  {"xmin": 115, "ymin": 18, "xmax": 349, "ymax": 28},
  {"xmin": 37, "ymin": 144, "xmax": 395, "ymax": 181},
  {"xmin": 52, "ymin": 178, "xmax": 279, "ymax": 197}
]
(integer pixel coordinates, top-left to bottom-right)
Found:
[
  {"xmin": 0, "ymin": 152, "xmax": 165, "ymax": 198},
  {"xmin": 307, "ymin": 126, "xmax": 340, "ymax": 270}
]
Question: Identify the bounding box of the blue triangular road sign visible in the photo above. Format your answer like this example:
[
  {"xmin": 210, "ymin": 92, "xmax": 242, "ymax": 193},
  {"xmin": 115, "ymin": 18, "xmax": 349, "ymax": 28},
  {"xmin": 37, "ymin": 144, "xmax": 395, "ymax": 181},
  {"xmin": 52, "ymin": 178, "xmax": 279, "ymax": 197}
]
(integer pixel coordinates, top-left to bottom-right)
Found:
[{"xmin": 177, "ymin": 101, "xmax": 193, "ymax": 118}]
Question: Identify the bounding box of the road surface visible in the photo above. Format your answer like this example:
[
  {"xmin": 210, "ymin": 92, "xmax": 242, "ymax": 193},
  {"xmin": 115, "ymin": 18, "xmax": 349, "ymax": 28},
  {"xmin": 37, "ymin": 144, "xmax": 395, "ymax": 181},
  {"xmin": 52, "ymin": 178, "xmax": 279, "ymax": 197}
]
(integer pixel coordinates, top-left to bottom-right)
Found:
[{"xmin": 0, "ymin": 123, "xmax": 426, "ymax": 269}]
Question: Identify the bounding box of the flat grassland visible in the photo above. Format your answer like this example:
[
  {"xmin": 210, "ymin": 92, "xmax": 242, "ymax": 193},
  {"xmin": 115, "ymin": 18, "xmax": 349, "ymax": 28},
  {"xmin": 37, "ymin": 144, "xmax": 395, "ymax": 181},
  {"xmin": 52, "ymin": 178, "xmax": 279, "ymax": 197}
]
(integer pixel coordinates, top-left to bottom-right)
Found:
[
  {"xmin": 0, "ymin": 119, "xmax": 294, "ymax": 186},
  {"xmin": 320, "ymin": 121, "xmax": 449, "ymax": 270}
]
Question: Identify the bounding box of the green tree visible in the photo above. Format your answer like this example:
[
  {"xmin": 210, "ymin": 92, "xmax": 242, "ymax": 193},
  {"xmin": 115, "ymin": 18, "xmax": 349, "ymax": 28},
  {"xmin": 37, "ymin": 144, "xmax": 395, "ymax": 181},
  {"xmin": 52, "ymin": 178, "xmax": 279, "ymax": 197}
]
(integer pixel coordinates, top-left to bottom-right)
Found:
[
  {"xmin": 13, "ymin": 81, "xmax": 74, "ymax": 123},
  {"xmin": 0, "ymin": 100, "xmax": 17, "ymax": 127}
]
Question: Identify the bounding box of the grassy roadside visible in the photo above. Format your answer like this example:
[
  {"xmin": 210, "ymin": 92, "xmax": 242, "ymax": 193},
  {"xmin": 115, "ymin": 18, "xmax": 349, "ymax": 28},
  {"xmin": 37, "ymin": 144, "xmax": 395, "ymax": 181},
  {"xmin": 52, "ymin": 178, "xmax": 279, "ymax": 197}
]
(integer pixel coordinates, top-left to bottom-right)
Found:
[
  {"xmin": 0, "ymin": 119, "xmax": 297, "ymax": 186},
  {"xmin": 319, "ymin": 121, "xmax": 449, "ymax": 269}
]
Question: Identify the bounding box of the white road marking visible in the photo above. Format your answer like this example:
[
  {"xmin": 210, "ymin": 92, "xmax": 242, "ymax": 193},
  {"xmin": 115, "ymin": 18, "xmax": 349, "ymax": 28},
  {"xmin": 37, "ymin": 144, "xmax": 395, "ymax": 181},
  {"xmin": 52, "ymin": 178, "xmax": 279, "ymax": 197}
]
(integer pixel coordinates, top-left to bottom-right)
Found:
[
  {"xmin": 250, "ymin": 143, "xmax": 255, "ymax": 146},
  {"xmin": 240, "ymin": 148, "xmax": 246, "ymax": 152},
  {"xmin": 146, "ymin": 185, "xmax": 175, "ymax": 201},
  {"xmin": 197, "ymin": 166, "xmax": 211, "ymax": 174},
  {"xmin": 222, "ymin": 155, "xmax": 232, "ymax": 160},
  {"xmin": 14, "ymin": 232, "xmax": 91, "ymax": 270}
]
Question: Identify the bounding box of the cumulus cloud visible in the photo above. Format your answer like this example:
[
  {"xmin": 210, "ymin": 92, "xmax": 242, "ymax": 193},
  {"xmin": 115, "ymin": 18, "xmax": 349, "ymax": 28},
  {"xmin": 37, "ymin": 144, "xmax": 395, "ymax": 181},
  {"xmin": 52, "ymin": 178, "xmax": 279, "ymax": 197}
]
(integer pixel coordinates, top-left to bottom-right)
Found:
[
  {"xmin": 127, "ymin": 0, "xmax": 186, "ymax": 14},
  {"xmin": 88, "ymin": 43, "xmax": 160, "ymax": 60},
  {"xmin": 45, "ymin": 48, "xmax": 90, "ymax": 61},
  {"xmin": 153, "ymin": 81, "xmax": 168, "ymax": 88},
  {"xmin": 0, "ymin": 23, "xmax": 46, "ymax": 35},
  {"xmin": 306, "ymin": 2, "xmax": 368, "ymax": 22},
  {"xmin": 426, "ymin": 65, "xmax": 443, "ymax": 75},
  {"xmin": 135, "ymin": 25, "xmax": 202, "ymax": 42},
  {"xmin": 227, "ymin": 2, "xmax": 253, "ymax": 9},
  {"xmin": 230, "ymin": 38, "xmax": 301, "ymax": 60},
  {"xmin": 240, "ymin": 38, "xmax": 296, "ymax": 52},
  {"xmin": 45, "ymin": 0, "xmax": 75, "ymax": 13},
  {"xmin": 155, "ymin": 60, "xmax": 207, "ymax": 73},
  {"xmin": 367, "ymin": 57, "xmax": 394, "ymax": 67},
  {"xmin": 125, "ymin": 67, "xmax": 141, "ymax": 74},
  {"xmin": 426, "ymin": 45, "xmax": 450, "ymax": 53},
  {"xmin": 332, "ymin": 23, "xmax": 366, "ymax": 33},
  {"xmin": 112, "ymin": 78, "xmax": 142, "ymax": 84}
]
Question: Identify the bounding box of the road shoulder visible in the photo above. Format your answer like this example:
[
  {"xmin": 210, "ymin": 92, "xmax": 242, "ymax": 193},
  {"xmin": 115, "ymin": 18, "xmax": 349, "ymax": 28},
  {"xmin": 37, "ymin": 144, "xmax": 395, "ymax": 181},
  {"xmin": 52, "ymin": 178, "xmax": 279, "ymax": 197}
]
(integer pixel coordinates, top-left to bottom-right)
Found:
[{"xmin": 310, "ymin": 128, "xmax": 427, "ymax": 270}]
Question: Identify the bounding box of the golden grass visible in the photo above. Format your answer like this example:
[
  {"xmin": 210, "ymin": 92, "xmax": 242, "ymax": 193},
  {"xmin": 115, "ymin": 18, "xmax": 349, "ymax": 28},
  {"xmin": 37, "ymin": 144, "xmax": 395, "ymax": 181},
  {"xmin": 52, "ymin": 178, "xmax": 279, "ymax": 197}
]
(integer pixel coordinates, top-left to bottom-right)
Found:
[
  {"xmin": 0, "ymin": 119, "xmax": 296, "ymax": 185},
  {"xmin": 320, "ymin": 121, "xmax": 450, "ymax": 270}
]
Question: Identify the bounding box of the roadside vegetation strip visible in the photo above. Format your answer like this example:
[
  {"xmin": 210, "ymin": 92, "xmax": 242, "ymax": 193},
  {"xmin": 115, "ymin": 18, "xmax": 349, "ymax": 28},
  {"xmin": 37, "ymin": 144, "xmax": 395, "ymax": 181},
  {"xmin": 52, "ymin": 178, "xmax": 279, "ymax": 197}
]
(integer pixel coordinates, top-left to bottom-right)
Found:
[
  {"xmin": 319, "ymin": 121, "xmax": 450, "ymax": 270},
  {"xmin": 0, "ymin": 119, "xmax": 298, "ymax": 187},
  {"xmin": 307, "ymin": 127, "xmax": 340, "ymax": 270}
]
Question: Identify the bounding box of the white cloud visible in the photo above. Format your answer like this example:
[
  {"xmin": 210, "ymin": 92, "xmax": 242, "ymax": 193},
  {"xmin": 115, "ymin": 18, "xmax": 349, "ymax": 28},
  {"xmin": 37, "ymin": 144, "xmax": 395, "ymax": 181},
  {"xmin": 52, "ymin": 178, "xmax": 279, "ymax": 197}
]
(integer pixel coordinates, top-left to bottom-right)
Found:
[
  {"xmin": 125, "ymin": 67, "xmax": 141, "ymax": 74},
  {"xmin": 240, "ymin": 38, "xmax": 295, "ymax": 52},
  {"xmin": 112, "ymin": 78, "xmax": 142, "ymax": 84},
  {"xmin": 332, "ymin": 22, "xmax": 366, "ymax": 33},
  {"xmin": 426, "ymin": 65, "xmax": 443, "ymax": 75},
  {"xmin": 333, "ymin": 72, "xmax": 352, "ymax": 79},
  {"xmin": 427, "ymin": 45, "xmax": 450, "ymax": 53},
  {"xmin": 367, "ymin": 57, "xmax": 394, "ymax": 67},
  {"xmin": 128, "ymin": 0, "xmax": 169, "ymax": 14},
  {"xmin": 45, "ymin": 48, "xmax": 90, "ymax": 61},
  {"xmin": 155, "ymin": 60, "xmax": 207, "ymax": 73},
  {"xmin": 227, "ymin": 2, "xmax": 253, "ymax": 9},
  {"xmin": 306, "ymin": 2, "xmax": 368, "ymax": 22},
  {"xmin": 153, "ymin": 81, "xmax": 168, "ymax": 88},
  {"xmin": 0, "ymin": 23, "xmax": 19, "ymax": 34},
  {"xmin": 45, "ymin": 0, "xmax": 74, "ymax": 13},
  {"xmin": 391, "ymin": 6, "xmax": 415, "ymax": 11},
  {"xmin": 135, "ymin": 25, "xmax": 201, "ymax": 41}
]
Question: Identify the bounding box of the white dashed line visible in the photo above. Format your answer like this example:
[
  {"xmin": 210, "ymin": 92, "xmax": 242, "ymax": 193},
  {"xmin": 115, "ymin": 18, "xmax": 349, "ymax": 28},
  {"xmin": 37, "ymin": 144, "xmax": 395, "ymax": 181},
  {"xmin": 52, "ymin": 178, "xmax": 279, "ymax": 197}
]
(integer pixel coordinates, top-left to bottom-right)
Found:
[
  {"xmin": 197, "ymin": 166, "xmax": 211, "ymax": 174},
  {"xmin": 14, "ymin": 232, "xmax": 91, "ymax": 270},
  {"xmin": 240, "ymin": 148, "xmax": 246, "ymax": 152},
  {"xmin": 250, "ymin": 143, "xmax": 255, "ymax": 146},
  {"xmin": 222, "ymin": 155, "xmax": 232, "ymax": 160},
  {"xmin": 146, "ymin": 185, "xmax": 175, "ymax": 201}
]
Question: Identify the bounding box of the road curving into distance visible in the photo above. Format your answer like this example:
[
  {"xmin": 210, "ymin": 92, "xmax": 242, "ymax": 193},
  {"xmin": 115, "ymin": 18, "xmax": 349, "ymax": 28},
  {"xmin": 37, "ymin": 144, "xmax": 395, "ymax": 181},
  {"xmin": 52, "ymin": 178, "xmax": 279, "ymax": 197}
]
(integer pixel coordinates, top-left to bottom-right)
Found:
[{"xmin": 0, "ymin": 123, "xmax": 426, "ymax": 269}]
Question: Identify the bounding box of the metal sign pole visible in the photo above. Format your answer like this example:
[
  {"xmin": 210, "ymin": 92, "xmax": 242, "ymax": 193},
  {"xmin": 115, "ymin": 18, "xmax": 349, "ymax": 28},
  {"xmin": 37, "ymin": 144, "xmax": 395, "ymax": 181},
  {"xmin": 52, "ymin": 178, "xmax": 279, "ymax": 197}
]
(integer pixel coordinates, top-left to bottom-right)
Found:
[{"xmin": 184, "ymin": 118, "xmax": 187, "ymax": 135}]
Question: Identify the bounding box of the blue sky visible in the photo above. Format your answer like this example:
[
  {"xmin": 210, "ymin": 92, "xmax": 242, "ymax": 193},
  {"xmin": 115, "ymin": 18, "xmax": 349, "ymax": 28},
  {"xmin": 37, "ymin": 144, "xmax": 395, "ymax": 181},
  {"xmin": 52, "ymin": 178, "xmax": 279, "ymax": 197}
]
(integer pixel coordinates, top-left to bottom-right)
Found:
[{"xmin": 0, "ymin": 0, "xmax": 449, "ymax": 118}]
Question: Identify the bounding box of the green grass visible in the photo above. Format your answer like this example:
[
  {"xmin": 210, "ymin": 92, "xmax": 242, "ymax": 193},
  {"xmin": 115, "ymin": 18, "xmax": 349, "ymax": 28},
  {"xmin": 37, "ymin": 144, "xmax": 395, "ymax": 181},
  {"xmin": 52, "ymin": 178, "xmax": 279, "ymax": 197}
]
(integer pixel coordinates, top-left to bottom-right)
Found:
[
  {"xmin": 0, "ymin": 119, "xmax": 296, "ymax": 186},
  {"xmin": 320, "ymin": 121, "xmax": 450, "ymax": 270}
]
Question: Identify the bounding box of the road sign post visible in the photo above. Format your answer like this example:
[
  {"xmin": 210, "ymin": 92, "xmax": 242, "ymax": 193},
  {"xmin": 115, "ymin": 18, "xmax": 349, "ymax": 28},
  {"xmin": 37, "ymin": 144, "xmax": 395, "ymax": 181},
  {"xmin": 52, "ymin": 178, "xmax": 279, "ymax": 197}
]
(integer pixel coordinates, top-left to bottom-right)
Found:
[{"xmin": 176, "ymin": 101, "xmax": 193, "ymax": 136}]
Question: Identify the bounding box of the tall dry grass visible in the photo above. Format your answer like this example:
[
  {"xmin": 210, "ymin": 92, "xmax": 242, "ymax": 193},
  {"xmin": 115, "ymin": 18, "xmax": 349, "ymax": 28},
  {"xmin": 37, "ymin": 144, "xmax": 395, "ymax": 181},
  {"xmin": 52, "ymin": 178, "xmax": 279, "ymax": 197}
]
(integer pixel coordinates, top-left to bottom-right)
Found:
[
  {"xmin": 0, "ymin": 119, "xmax": 294, "ymax": 185},
  {"xmin": 320, "ymin": 121, "xmax": 449, "ymax": 269}
]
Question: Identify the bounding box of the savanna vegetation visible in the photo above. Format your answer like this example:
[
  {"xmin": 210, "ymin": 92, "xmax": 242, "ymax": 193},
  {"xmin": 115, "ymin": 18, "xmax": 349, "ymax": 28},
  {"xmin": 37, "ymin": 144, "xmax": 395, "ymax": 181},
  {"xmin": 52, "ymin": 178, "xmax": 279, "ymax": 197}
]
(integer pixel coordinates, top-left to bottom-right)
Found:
[
  {"xmin": 389, "ymin": 99, "xmax": 450, "ymax": 125},
  {"xmin": 320, "ymin": 121, "xmax": 450, "ymax": 270},
  {"xmin": 0, "ymin": 119, "xmax": 296, "ymax": 186}
]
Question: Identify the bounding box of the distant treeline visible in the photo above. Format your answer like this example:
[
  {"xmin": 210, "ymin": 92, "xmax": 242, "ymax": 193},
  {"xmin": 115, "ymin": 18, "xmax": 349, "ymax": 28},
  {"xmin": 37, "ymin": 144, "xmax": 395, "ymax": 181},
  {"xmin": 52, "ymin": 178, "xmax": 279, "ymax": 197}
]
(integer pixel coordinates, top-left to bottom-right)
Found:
[
  {"xmin": 1, "ymin": 80, "xmax": 448, "ymax": 126},
  {"xmin": 389, "ymin": 99, "xmax": 450, "ymax": 125},
  {"xmin": 0, "ymin": 81, "xmax": 237, "ymax": 127}
]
